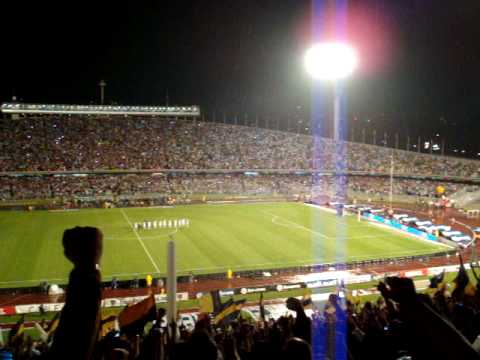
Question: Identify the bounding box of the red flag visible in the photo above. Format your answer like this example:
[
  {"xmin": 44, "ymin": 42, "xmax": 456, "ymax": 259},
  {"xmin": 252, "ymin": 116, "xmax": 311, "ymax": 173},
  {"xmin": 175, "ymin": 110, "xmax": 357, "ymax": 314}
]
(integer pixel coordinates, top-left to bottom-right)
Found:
[{"xmin": 118, "ymin": 295, "xmax": 156, "ymax": 330}]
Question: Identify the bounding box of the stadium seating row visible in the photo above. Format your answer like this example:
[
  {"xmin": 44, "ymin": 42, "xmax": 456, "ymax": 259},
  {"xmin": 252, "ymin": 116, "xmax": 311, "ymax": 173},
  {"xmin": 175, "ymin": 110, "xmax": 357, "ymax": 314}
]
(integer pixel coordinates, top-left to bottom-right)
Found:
[
  {"xmin": 1, "ymin": 117, "xmax": 479, "ymax": 176},
  {"xmin": 0, "ymin": 173, "xmax": 475, "ymax": 202}
]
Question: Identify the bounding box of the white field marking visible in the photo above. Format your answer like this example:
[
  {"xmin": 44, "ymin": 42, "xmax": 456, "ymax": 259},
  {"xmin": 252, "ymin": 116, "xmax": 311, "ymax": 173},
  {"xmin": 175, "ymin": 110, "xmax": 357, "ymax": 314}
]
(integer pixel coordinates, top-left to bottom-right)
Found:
[
  {"xmin": 263, "ymin": 210, "xmax": 330, "ymax": 239},
  {"xmin": 205, "ymin": 201, "xmax": 283, "ymax": 206},
  {"xmin": 269, "ymin": 214, "xmax": 374, "ymax": 241},
  {"xmin": 144, "ymin": 206, "xmax": 174, "ymax": 209},
  {"xmin": 335, "ymin": 235, "xmax": 379, "ymax": 240},
  {"xmin": 304, "ymin": 202, "xmax": 450, "ymax": 249},
  {"xmin": 270, "ymin": 215, "xmax": 306, "ymax": 231},
  {"xmin": 302, "ymin": 203, "xmax": 368, "ymax": 230},
  {"xmin": 103, "ymin": 271, "xmax": 156, "ymax": 277},
  {"xmin": 303, "ymin": 202, "xmax": 353, "ymax": 217},
  {"xmin": 120, "ymin": 208, "xmax": 160, "ymax": 273},
  {"xmin": 104, "ymin": 228, "xmax": 178, "ymax": 241},
  {"xmin": 364, "ymin": 218, "xmax": 453, "ymax": 249},
  {"xmin": 304, "ymin": 202, "xmax": 337, "ymax": 214},
  {"xmin": 263, "ymin": 210, "xmax": 379, "ymax": 240},
  {"xmin": 137, "ymin": 228, "xmax": 179, "ymax": 239},
  {"xmin": 102, "ymin": 237, "xmax": 140, "ymax": 242},
  {"xmin": 267, "ymin": 211, "xmax": 375, "ymax": 241}
]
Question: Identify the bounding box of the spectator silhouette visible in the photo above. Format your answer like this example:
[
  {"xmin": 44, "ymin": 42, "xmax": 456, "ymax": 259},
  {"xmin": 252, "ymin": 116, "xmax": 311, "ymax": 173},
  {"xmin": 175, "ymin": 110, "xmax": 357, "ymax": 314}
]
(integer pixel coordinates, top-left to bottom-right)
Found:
[
  {"xmin": 282, "ymin": 337, "xmax": 311, "ymax": 360},
  {"xmin": 49, "ymin": 227, "xmax": 103, "ymax": 359},
  {"xmin": 377, "ymin": 276, "xmax": 480, "ymax": 360}
]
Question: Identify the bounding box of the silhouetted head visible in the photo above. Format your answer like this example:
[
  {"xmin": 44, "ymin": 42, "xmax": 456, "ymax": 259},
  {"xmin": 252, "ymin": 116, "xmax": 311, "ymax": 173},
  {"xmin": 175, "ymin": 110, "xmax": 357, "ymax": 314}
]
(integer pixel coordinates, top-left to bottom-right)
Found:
[
  {"xmin": 283, "ymin": 337, "xmax": 311, "ymax": 360},
  {"xmin": 62, "ymin": 226, "xmax": 103, "ymax": 268},
  {"xmin": 187, "ymin": 330, "xmax": 218, "ymax": 360}
]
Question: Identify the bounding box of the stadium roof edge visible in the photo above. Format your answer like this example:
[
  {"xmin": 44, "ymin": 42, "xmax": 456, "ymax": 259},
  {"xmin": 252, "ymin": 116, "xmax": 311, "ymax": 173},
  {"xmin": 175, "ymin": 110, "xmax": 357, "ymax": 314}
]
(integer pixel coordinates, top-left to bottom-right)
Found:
[{"xmin": 1, "ymin": 102, "xmax": 201, "ymax": 116}]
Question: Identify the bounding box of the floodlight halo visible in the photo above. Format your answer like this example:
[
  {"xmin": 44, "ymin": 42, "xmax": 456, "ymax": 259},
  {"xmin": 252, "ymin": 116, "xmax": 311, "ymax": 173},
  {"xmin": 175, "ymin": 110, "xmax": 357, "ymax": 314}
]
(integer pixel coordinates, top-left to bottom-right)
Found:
[{"xmin": 305, "ymin": 42, "xmax": 358, "ymax": 80}]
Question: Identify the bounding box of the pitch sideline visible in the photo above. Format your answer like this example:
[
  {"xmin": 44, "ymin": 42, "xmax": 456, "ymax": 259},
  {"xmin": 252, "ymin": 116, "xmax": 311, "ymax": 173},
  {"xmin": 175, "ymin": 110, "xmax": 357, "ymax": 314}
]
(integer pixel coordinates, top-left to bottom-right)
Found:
[{"xmin": 120, "ymin": 208, "xmax": 161, "ymax": 273}]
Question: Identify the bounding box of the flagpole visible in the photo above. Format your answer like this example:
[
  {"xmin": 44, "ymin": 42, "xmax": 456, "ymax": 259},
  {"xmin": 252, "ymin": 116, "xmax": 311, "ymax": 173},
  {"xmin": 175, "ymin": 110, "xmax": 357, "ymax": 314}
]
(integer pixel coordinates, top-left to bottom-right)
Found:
[{"xmin": 167, "ymin": 237, "xmax": 177, "ymax": 332}]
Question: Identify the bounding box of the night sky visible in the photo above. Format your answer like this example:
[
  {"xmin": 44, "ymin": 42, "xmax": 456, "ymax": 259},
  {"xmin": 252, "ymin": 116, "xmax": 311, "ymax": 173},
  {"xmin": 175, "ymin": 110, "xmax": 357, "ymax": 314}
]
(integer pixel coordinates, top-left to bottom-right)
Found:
[{"xmin": 2, "ymin": 0, "xmax": 480, "ymax": 154}]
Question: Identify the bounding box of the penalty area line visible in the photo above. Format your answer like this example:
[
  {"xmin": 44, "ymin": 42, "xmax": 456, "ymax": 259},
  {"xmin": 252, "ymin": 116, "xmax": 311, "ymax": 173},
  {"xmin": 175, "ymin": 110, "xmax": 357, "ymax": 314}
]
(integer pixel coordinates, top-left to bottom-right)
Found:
[
  {"xmin": 120, "ymin": 208, "xmax": 160, "ymax": 273},
  {"xmin": 263, "ymin": 210, "xmax": 330, "ymax": 239}
]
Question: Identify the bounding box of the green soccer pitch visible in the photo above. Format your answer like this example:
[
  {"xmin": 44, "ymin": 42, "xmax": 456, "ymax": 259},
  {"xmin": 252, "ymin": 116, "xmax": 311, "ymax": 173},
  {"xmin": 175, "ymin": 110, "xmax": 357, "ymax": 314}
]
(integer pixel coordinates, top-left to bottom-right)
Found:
[{"xmin": 0, "ymin": 202, "xmax": 449, "ymax": 288}]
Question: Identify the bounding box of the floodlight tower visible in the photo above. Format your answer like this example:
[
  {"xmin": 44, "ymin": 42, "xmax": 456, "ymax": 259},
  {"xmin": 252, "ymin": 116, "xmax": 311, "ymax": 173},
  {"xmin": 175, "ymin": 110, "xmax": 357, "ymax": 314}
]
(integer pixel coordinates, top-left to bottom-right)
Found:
[
  {"xmin": 304, "ymin": 42, "xmax": 357, "ymax": 141},
  {"xmin": 305, "ymin": 42, "xmax": 357, "ymax": 206},
  {"xmin": 99, "ymin": 80, "xmax": 106, "ymax": 105}
]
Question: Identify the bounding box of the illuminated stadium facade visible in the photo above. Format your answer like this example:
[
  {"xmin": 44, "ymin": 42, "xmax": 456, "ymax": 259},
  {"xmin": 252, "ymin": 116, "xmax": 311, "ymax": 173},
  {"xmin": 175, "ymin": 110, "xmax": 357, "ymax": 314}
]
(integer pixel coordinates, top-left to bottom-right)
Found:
[{"xmin": 1, "ymin": 102, "xmax": 201, "ymax": 117}]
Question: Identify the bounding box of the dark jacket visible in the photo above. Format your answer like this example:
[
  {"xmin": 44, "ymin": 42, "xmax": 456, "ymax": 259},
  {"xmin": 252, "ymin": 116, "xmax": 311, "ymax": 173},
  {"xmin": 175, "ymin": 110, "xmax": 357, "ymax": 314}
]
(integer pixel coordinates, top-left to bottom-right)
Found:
[{"xmin": 49, "ymin": 267, "xmax": 101, "ymax": 359}]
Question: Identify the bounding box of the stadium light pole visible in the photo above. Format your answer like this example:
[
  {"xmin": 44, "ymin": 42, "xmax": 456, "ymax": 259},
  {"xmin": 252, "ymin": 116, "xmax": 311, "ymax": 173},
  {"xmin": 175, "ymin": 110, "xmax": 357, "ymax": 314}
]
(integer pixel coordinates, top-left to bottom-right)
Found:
[
  {"xmin": 98, "ymin": 80, "xmax": 106, "ymax": 105},
  {"xmin": 306, "ymin": 42, "xmax": 358, "ymax": 360},
  {"xmin": 304, "ymin": 42, "xmax": 357, "ymax": 141}
]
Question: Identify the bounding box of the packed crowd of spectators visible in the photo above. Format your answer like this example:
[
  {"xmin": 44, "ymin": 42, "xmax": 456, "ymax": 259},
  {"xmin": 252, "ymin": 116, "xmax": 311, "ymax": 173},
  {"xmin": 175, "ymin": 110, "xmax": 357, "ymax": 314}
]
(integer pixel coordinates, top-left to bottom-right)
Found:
[
  {"xmin": 2, "ymin": 226, "xmax": 480, "ymax": 359},
  {"xmin": 0, "ymin": 173, "xmax": 474, "ymax": 203},
  {"xmin": 1, "ymin": 116, "xmax": 479, "ymax": 177},
  {"xmin": 0, "ymin": 174, "xmax": 310, "ymax": 201},
  {"xmin": 348, "ymin": 176, "xmax": 475, "ymax": 198}
]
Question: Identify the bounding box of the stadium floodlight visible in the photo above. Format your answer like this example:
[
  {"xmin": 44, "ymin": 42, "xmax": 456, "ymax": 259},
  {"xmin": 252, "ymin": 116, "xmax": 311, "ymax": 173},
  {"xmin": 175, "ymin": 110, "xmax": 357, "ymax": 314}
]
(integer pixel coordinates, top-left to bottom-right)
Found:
[
  {"xmin": 304, "ymin": 42, "xmax": 357, "ymax": 81},
  {"xmin": 305, "ymin": 42, "xmax": 358, "ymax": 142}
]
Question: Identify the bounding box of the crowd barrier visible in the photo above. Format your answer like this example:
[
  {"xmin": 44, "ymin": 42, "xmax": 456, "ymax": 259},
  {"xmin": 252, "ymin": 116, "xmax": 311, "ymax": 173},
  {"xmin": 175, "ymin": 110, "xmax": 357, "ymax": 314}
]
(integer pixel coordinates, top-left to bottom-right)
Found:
[
  {"xmin": 0, "ymin": 247, "xmax": 456, "ymax": 297},
  {"xmin": 1, "ymin": 261, "xmax": 468, "ymax": 316}
]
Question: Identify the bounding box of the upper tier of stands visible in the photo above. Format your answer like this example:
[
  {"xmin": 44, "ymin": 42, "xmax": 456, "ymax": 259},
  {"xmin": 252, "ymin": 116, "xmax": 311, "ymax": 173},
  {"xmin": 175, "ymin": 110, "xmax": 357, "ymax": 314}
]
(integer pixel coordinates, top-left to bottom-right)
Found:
[{"xmin": 0, "ymin": 116, "xmax": 479, "ymax": 178}]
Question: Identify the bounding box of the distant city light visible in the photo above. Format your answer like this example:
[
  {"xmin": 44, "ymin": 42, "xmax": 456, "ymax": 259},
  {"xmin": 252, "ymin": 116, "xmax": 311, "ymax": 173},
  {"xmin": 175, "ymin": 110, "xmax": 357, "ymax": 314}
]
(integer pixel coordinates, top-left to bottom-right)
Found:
[{"xmin": 304, "ymin": 42, "xmax": 358, "ymax": 80}]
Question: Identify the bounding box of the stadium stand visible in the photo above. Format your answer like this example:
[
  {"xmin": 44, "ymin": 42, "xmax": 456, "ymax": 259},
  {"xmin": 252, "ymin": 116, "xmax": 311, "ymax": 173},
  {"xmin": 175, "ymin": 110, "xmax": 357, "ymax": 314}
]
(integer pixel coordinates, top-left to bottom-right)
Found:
[
  {"xmin": 1, "ymin": 115, "xmax": 479, "ymax": 209},
  {"xmin": 0, "ymin": 116, "xmax": 479, "ymax": 175},
  {"xmin": 0, "ymin": 174, "xmax": 475, "ymax": 207}
]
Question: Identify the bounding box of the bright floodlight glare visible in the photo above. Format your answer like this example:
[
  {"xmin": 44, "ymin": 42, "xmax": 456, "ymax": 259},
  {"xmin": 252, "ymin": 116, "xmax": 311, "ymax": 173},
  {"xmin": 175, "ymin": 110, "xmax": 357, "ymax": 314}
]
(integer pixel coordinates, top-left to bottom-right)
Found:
[{"xmin": 305, "ymin": 42, "xmax": 358, "ymax": 80}]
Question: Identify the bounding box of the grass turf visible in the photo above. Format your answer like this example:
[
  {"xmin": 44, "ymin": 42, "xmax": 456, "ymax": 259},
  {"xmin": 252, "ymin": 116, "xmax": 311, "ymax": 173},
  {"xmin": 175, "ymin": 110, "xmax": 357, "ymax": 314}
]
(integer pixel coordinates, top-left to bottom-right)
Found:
[{"xmin": 0, "ymin": 202, "xmax": 448, "ymax": 288}]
